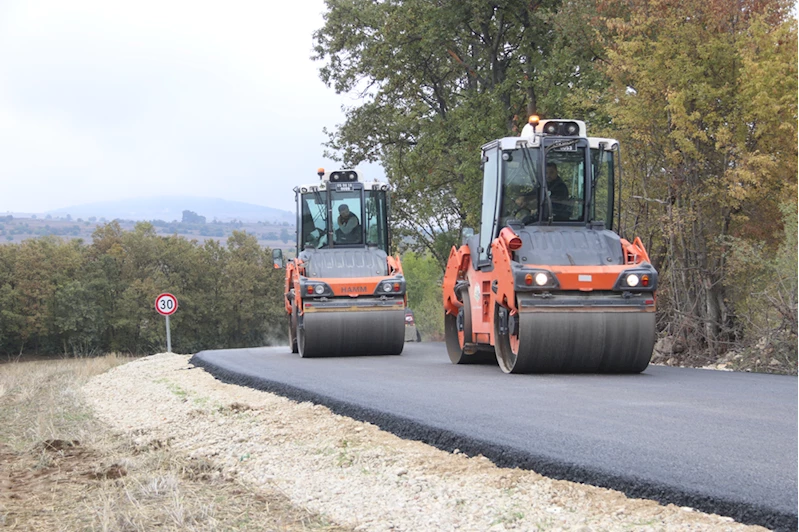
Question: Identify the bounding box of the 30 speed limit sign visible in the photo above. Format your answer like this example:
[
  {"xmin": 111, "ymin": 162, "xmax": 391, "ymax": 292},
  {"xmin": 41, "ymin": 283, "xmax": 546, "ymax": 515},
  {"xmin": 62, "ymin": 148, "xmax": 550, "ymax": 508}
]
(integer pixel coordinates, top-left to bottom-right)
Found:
[{"xmin": 155, "ymin": 293, "xmax": 178, "ymax": 316}]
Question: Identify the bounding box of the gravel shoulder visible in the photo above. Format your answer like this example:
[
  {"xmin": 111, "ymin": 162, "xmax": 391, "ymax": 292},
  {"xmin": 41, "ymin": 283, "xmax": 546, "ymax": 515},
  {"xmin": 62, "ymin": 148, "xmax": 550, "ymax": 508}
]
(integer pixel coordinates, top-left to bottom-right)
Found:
[{"xmin": 83, "ymin": 353, "xmax": 769, "ymax": 531}]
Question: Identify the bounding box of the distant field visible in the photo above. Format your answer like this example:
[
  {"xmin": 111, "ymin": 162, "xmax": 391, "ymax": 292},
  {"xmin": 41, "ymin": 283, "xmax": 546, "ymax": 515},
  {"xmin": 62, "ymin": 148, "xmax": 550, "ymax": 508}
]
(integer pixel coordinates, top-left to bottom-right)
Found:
[{"xmin": 0, "ymin": 216, "xmax": 296, "ymax": 250}]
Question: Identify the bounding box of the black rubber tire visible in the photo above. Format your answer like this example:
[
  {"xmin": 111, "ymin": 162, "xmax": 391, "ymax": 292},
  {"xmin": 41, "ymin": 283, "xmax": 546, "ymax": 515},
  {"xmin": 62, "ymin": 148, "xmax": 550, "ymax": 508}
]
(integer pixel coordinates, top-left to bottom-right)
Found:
[
  {"xmin": 445, "ymin": 298, "xmax": 471, "ymax": 364},
  {"xmin": 494, "ymin": 303, "xmax": 522, "ymax": 373},
  {"xmin": 297, "ymin": 300, "xmax": 318, "ymax": 359},
  {"xmin": 445, "ymin": 288, "xmax": 494, "ymax": 365},
  {"xmin": 297, "ymin": 313, "xmax": 313, "ymax": 358},
  {"xmin": 415, "ymin": 330, "xmax": 421, "ymax": 342},
  {"xmin": 289, "ymin": 301, "xmax": 298, "ymax": 354}
]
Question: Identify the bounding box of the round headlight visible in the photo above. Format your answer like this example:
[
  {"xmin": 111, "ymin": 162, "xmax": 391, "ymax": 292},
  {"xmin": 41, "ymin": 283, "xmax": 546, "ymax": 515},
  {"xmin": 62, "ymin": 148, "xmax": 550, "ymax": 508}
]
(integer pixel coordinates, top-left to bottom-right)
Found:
[
  {"xmin": 349, "ymin": 172, "xmax": 356, "ymax": 180},
  {"xmin": 314, "ymin": 285, "xmax": 325, "ymax": 294},
  {"xmin": 382, "ymin": 282, "xmax": 392, "ymax": 292},
  {"xmin": 626, "ymin": 274, "xmax": 640, "ymax": 287},
  {"xmin": 534, "ymin": 273, "xmax": 549, "ymax": 286},
  {"xmin": 566, "ymin": 123, "xmax": 578, "ymax": 135}
]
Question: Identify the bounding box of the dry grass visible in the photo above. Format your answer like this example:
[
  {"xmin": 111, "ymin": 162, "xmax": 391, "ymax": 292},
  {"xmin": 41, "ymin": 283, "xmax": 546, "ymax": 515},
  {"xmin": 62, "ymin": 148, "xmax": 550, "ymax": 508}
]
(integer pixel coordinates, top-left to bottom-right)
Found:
[{"xmin": 0, "ymin": 354, "xmax": 351, "ymax": 531}]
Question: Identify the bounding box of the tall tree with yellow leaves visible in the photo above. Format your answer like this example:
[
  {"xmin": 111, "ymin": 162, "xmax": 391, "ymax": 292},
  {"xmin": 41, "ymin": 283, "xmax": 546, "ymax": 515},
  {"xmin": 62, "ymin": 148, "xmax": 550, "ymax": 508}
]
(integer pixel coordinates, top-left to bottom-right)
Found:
[{"xmin": 594, "ymin": 0, "xmax": 796, "ymax": 357}]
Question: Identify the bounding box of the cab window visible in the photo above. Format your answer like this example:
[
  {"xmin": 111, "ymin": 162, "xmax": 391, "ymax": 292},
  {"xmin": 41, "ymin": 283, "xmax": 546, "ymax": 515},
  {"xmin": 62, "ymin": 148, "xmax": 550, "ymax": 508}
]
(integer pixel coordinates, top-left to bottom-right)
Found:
[
  {"xmin": 545, "ymin": 147, "xmax": 586, "ymax": 221},
  {"xmin": 331, "ymin": 191, "xmax": 363, "ymax": 245},
  {"xmin": 300, "ymin": 192, "xmax": 328, "ymax": 250},
  {"xmin": 365, "ymin": 190, "xmax": 388, "ymax": 252}
]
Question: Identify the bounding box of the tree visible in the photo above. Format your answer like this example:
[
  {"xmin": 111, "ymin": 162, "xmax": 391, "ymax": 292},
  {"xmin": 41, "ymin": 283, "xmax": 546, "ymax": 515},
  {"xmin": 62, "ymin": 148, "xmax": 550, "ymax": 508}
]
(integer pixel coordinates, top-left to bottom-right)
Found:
[
  {"xmin": 0, "ymin": 244, "xmax": 22, "ymax": 353},
  {"xmin": 402, "ymin": 251, "xmax": 445, "ymax": 340},
  {"xmin": 314, "ymin": 0, "xmax": 606, "ymax": 267},
  {"xmin": 182, "ymin": 210, "xmax": 206, "ymax": 224},
  {"xmin": 52, "ymin": 279, "xmax": 104, "ymax": 355},
  {"xmin": 11, "ymin": 237, "xmax": 84, "ymax": 353},
  {"xmin": 217, "ymin": 232, "xmax": 286, "ymax": 347},
  {"xmin": 589, "ymin": 0, "xmax": 797, "ymax": 355}
]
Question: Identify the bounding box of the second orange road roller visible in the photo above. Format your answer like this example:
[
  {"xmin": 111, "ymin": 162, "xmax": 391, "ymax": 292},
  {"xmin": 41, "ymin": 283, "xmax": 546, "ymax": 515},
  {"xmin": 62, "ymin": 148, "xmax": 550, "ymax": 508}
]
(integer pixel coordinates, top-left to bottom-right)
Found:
[
  {"xmin": 275, "ymin": 168, "xmax": 406, "ymax": 357},
  {"xmin": 443, "ymin": 116, "xmax": 658, "ymax": 373}
]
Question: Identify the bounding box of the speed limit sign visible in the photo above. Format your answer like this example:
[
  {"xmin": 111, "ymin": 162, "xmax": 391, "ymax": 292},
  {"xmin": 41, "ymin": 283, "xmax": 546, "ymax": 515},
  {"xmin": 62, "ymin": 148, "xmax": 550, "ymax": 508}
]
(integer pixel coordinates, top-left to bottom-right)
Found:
[{"xmin": 155, "ymin": 293, "xmax": 178, "ymax": 316}]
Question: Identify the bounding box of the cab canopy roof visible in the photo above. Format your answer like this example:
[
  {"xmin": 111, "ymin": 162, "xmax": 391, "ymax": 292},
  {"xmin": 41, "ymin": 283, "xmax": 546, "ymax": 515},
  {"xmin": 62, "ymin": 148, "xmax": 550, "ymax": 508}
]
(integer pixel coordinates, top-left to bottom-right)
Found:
[
  {"xmin": 482, "ymin": 117, "xmax": 618, "ymax": 151},
  {"xmin": 294, "ymin": 168, "xmax": 389, "ymax": 193},
  {"xmin": 318, "ymin": 168, "xmax": 361, "ymax": 183}
]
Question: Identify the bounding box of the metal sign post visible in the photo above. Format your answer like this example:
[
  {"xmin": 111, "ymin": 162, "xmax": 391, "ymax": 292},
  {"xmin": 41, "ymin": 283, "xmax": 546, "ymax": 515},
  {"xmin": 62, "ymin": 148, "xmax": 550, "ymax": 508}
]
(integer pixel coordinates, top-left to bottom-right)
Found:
[
  {"xmin": 165, "ymin": 315, "xmax": 172, "ymax": 352},
  {"xmin": 155, "ymin": 293, "xmax": 178, "ymax": 352}
]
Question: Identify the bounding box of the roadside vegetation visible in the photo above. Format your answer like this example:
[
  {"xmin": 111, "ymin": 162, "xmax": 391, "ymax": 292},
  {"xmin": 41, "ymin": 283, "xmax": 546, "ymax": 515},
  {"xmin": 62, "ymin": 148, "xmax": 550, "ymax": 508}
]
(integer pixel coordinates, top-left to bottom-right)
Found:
[
  {"xmin": 0, "ymin": 206, "xmax": 793, "ymax": 374},
  {"xmin": 0, "ymin": 354, "xmax": 350, "ymax": 531},
  {"xmin": 0, "ymin": 223, "xmax": 287, "ymax": 357},
  {"xmin": 402, "ymin": 251, "xmax": 445, "ymax": 341}
]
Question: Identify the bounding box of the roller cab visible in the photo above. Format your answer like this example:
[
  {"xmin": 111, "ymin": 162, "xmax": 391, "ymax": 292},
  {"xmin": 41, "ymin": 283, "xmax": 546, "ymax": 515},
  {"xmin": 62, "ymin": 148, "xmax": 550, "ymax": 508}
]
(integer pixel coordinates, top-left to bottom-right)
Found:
[
  {"xmin": 282, "ymin": 169, "xmax": 406, "ymax": 357},
  {"xmin": 443, "ymin": 117, "xmax": 658, "ymax": 373}
]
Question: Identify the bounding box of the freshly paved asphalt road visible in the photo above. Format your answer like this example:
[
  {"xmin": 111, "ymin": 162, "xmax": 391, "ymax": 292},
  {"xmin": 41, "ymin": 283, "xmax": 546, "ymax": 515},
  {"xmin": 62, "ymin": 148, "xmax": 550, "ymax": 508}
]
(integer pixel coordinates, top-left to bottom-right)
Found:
[{"xmin": 190, "ymin": 343, "xmax": 797, "ymax": 531}]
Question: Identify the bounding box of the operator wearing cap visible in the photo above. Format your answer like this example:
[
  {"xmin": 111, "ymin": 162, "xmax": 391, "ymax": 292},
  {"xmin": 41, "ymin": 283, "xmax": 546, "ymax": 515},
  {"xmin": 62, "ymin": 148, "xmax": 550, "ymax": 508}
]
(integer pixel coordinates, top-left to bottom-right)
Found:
[{"xmin": 335, "ymin": 203, "xmax": 361, "ymax": 244}]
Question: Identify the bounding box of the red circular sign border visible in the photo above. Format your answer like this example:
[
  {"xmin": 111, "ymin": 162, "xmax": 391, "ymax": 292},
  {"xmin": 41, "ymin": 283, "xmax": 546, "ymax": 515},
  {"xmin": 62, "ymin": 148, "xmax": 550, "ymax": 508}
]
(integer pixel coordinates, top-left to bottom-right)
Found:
[{"xmin": 155, "ymin": 293, "xmax": 179, "ymax": 316}]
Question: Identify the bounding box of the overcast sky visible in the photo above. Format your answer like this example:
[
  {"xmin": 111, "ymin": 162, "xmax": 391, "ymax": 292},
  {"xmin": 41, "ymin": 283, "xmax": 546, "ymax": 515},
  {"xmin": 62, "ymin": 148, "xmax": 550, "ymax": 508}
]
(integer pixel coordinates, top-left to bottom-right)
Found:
[{"xmin": 0, "ymin": 0, "xmax": 377, "ymax": 214}]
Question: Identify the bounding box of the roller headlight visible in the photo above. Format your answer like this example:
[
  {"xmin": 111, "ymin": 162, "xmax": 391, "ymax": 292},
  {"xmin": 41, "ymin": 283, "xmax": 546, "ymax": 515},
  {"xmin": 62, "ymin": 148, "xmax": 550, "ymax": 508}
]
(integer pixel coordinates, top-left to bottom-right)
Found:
[
  {"xmin": 515, "ymin": 269, "xmax": 559, "ymax": 290},
  {"xmin": 302, "ymin": 281, "xmax": 333, "ymax": 297},
  {"xmin": 374, "ymin": 277, "xmax": 405, "ymax": 295},
  {"xmin": 614, "ymin": 268, "xmax": 657, "ymax": 291}
]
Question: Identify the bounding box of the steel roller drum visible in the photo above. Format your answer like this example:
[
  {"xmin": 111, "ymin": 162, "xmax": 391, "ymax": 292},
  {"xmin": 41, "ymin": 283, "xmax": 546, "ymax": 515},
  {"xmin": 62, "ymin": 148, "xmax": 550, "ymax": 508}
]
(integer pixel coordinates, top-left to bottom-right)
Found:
[
  {"xmin": 299, "ymin": 308, "xmax": 405, "ymax": 357},
  {"xmin": 499, "ymin": 310, "xmax": 656, "ymax": 373}
]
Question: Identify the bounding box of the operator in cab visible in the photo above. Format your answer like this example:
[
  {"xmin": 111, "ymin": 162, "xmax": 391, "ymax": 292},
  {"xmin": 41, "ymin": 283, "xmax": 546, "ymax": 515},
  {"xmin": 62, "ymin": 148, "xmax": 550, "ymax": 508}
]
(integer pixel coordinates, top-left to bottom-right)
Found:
[{"xmin": 335, "ymin": 204, "xmax": 361, "ymax": 244}]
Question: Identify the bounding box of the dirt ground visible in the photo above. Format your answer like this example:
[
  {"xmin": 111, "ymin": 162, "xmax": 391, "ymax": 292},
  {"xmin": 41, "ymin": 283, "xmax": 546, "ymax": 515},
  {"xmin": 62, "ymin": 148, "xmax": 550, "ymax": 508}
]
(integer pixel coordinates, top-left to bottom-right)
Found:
[
  {"xmin": 0, "ymin": 440, "xmax": 350, "ymax": 531},
  {"xmin": 0, "ymin": 355, "xmax": 349, "ymax": 531},
  {"xmin": 60, "ymin": 353, "xmax": 771, "ymax": 531},
  {"xmin": 0, "ymin": 353, "xmax": 781, "ymax": 531}
]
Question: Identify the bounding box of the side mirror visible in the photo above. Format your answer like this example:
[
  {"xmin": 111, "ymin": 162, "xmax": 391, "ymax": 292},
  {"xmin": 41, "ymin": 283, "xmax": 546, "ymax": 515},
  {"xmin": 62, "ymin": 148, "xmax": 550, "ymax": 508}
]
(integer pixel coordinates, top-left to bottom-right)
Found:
[{"xmin": 272, "ymin": 248, "xmax": 284, "ymax": 269}]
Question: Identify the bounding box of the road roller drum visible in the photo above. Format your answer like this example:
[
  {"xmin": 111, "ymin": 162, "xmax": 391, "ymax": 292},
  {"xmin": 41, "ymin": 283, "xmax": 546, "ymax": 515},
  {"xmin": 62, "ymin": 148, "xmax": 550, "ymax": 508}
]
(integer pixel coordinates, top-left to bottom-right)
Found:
[
  {"xmin": 494, "ymin": 305, "xmax": 656, "ymax": 373},
  {"xmin": 299, "ymin": 307, "xmax": 405, "ymax": 357}
]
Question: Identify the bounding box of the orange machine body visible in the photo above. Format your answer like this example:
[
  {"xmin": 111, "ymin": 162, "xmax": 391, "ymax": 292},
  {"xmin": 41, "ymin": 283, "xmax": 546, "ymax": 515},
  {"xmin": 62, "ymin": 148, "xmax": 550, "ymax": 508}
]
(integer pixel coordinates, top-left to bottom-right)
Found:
[
  {"xmin": 281, "ymin": 169, "xmax": 407, "ymax": 357},
  {"xmin": 442, "ymin": 118, "xmax": 658, "ymax": 373}
]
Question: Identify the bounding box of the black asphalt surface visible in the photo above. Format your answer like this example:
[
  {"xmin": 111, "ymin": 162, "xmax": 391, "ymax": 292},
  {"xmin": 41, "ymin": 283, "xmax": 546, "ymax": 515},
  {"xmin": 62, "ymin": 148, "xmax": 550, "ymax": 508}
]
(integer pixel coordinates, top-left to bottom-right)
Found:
[{"xmin": 190, "ymin": 343, "xmax": 798, "ymax": 531}]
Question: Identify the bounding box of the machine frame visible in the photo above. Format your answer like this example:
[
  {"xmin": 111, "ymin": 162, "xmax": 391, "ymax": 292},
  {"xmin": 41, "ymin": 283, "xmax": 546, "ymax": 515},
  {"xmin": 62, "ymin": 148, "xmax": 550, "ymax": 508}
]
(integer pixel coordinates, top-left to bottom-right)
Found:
[
  {"xmin": 443, "ymin": 118, "xmax": 658, "ymax": 373},
  {"xmin": 280, "ymin": 169, "xmax": 407, "ymax": 358}
]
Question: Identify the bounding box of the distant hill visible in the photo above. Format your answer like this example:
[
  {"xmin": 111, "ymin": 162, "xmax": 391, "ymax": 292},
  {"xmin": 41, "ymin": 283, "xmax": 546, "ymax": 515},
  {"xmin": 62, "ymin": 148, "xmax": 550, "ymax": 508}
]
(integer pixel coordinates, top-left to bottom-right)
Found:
[{"xmin": 46, "ymin": 196, "xmax": 295, "ymax": 224}]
